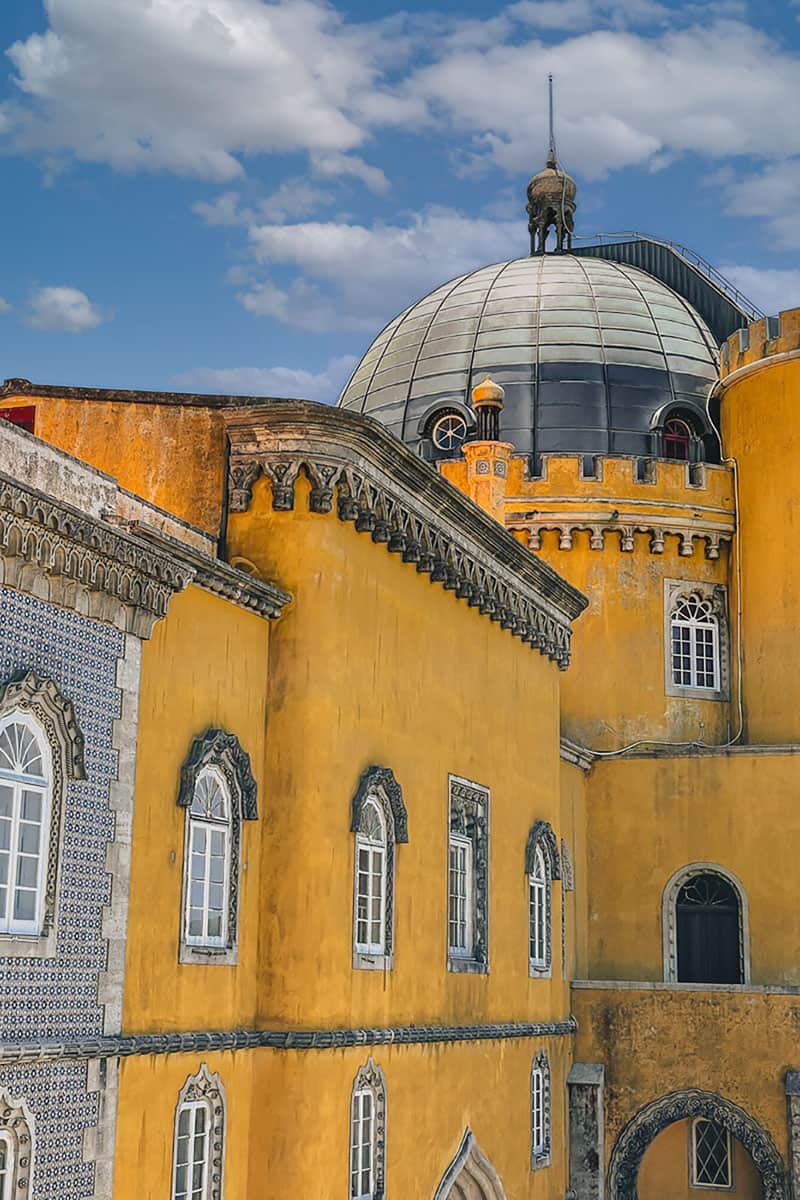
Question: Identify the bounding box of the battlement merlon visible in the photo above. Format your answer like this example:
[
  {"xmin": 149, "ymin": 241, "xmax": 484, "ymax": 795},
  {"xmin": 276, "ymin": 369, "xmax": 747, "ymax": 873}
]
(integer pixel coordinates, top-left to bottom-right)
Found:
[{"xmin": 720, "ymin": 306, "xmax": 800, "ymax": 379}]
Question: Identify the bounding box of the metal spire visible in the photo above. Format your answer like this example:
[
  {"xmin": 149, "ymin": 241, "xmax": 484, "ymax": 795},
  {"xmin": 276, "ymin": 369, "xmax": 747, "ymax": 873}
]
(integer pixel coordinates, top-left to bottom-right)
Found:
[{"xmin": 547, "ymin": 73, "xmax": 557, "ymax": 169}]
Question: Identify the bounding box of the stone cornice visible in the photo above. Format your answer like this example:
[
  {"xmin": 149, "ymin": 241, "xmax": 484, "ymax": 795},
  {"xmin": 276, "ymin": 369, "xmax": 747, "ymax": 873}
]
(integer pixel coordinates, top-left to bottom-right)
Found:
[
  {"xmin": 0, "ymin": 377, "xmax": 283, "ymax": 410},
  {"xmin": 0, "ymin": 1019, "xmax": 577, "ymax": 1065},
  {"xmin": 225, "ymin": 402, "xmax": 587, "ymax": 669},
  {"xmin": 0, "ymin": 470, "xmax": 193, "ymax": 637},
  {"xmin": 510, "ymin": 510, "xmax": 732, "ymax": 559}
]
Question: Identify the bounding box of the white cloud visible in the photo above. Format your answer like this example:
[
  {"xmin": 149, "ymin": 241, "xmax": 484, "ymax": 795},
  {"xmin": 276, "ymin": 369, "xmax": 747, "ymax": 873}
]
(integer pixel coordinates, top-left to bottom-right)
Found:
[
  {"xmin": 193, "ymin": 178, "xmax": 336, "ymax": 228},
  {"xmin": 239, "ymin": 207, "xmax": 522, "ymax": 331},
  {"xmin": 718, "ymin": 266, "xmax": 800, "ymax": 317},
  {"xmin": 25, "ymin": 285, "xmax": 107, "ymax": 333},
  {"xmin": 0, "ymin": 298, "xmax": 11, "ymax": 313},
  {"xmin": 724, "ymin": 160, "xmax": 800, "ymax": 249},
  {"xmin": 173, "ymin": 353, "xmax": 358, "ymax": 403}
]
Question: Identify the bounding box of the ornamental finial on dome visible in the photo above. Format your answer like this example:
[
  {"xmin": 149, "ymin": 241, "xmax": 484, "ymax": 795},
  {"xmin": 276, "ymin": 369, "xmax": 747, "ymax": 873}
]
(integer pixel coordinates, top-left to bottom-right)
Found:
[{"xmin": 526, "ymin": 74, "xmax": 577, "ymax": 256}]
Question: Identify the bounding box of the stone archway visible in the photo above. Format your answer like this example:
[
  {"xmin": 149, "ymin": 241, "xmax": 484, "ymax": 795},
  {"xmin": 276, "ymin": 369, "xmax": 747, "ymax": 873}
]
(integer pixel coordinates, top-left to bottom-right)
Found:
[
  {"xmin": 608, "ymin": 1090, "xmax": 787, "ymax": 1200},
  {"xmin": 433, "ymin": 1129, "xmax": 507, "ymax": 1199}
]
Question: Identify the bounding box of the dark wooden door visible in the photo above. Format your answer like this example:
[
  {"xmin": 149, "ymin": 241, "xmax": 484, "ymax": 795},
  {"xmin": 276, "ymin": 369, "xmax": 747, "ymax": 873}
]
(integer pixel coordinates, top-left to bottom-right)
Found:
[{"xmin": 676, "ymin": 873, "xmax": 741, "ymax": 983}]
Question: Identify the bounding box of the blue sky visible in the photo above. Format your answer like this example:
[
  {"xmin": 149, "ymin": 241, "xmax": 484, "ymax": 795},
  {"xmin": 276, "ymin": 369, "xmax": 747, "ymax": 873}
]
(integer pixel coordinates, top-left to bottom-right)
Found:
[{"xmin": 1, "ymin": 0, "xmax": 799, "ymax": 402}]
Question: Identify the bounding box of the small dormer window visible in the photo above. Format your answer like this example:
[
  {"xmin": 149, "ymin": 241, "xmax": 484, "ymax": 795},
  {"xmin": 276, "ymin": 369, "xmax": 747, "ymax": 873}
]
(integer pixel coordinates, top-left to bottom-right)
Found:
[
  {"xmin": 663, "ymin": 417, "xmax": 692, "ymax": 461},
  {"xmin": 431, "ymin": 411, "xmax": 468, "ymax": 454}
]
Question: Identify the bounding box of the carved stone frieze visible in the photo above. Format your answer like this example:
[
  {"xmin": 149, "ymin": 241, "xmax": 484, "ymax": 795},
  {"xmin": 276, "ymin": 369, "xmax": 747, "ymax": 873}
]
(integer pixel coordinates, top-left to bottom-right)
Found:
[
  {"xmin": 608, "ymin": 1090, "xmax": 787, "ymax": 1200},
  {"xmin": 517, "ymin": 514, "xmax": 732, "ymax": 561},
  {"xmin": 351, "ymin": 765, "xmax": 409, "ymax": 845},
  {"xmin": 224, "ymin": 403, "xmax": 586, "ymax": 669}
]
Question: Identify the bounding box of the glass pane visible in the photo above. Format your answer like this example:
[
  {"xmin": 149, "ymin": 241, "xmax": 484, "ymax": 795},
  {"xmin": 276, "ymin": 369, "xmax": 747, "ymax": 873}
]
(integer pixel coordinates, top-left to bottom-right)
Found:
[
  {"xmin": 21, "ymin": 790, "xmax": 41, "ymax": 822},
  {"xmin": 13, "ymin": 889, "xmax": 34, "ymax": 921}
]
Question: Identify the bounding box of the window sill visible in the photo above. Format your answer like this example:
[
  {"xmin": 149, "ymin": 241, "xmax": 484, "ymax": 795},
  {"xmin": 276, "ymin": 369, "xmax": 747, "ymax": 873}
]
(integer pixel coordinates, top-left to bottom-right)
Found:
[
  {"xmin": 448, "ymin": 956, "xmax": 488, "ymax": 975},
  {"xmin": 353, "ymin": 951, "xmax": 393, "ymax": 972},
  {"xmin": 531, "ymin": 1152, "xmax": 551, "ymax": 1171},
  {"xmin": 665, "ymin": 683, "xmax": 729, "ymax": 702},
  {"xmin": 0, "ymin": 930, "xmax": 56, "ymax": 959},
  {"xmin": 179, "ymin": 943, "xmax": 238, "ymax": 967},
  {"xmin": 529, "ymin": 963, "xmax": 552, "ymax": 980}
]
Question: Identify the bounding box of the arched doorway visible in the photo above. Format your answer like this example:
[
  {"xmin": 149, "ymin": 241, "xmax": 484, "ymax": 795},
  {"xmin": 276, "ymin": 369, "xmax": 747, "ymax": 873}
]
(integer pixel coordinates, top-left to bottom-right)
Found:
[
  {"xmin": 607, "ymin": 1090, "xmax": 787, "ymax": 1200},
  {"xmin": 433, "ymin": 1129, "xmax": 507, "ymax": 1199},
  {"xmin": 662, "ymin": 863, "xmax": 749, "ymax": 983}
]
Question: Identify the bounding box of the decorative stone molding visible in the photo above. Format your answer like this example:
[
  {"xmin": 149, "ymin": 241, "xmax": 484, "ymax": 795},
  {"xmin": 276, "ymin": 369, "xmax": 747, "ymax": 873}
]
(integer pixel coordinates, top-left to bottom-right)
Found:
[
  {"xmin": 663, "ymin": 579, "xmax": 730, "ymax": 702},
  {"xmin": 350, "ymin": 766, "xmax": 409, "ymax": 845},
  {"xmin": 517, "ymin": 515, "xmax": 731, "ymax": 560},
  {"xmin": 531, "ymin": 1049, "xmax": 552, "ymax": 1170},
  {"xmin": 224, "ymin": 403, "xmax": 586, "ymax": 669},
  {"xmin": 0, "ymin": 1017, "xmax": 577, "ymax": 1064},
  {"xmin": 434, "ymin": 1129, "xmax": 507, "ymax": 1200},
  {"xmin": 173, "ymin": 1065, "xmax": 226, "ymax": 1200},
  {"xmin": 785, "ymin": 1071, "xmax": 800, "ymax": 1199},
  {"xmin": 0, "ymin": 672, "xmax": 86, "ymax": 950},
  {"xmin": 608, "ymin": 1090, "xmax": 787, "ymax": 1200},
  {"xmin": 561, "ymin": 840, "xmax": 575, "ymax": 892},
  {"xmin": 525, "ymin": 820, "xmax": 561, "ymax": 880},
  {"xmin": 448, "ymin": 775, "xmax": 490, "ymax": 974},
  {"xmin": 661, "ymin": 862, "xmax": 750, "ymax": 984},
  {"xmin": 177, "ymin": 730, "xmax": 258, "ymax": 967},
  {"xmin": 351, "ymin": 1058, "xmax": 387, "ymax": 1197},
  {"xmin": 0, "ymin": 1089, "xmax": 35, "ymax": 1200},
  {"xmin": 568, "ymin": 1063, "xmax": 604, "ymax": 1200},
  {"xmin": 351, "ymin": 767, "xmax": 408, "ymax": 973},
  {"xmin": 0, "ymin": 471, "xmax": 194, "ymax": 637}
]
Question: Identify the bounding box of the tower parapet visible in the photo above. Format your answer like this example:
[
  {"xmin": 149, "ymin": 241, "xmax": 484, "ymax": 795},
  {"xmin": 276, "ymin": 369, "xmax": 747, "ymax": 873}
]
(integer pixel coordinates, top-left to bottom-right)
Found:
[{"xmin": 721, "ymin": 307, "xmax": 800, "ymax": 378}]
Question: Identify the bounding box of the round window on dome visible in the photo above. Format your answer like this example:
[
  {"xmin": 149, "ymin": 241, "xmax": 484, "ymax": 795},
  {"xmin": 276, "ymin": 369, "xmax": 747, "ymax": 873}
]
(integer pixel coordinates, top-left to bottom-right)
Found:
[{"xmin": 430, "ymin": 411, "xmax": 468, "ymax": 454}]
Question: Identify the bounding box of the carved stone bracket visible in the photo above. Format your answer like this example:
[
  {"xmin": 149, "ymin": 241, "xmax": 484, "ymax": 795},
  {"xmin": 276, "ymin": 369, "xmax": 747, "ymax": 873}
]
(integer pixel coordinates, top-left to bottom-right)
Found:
[
  {"xmin": 226, "ymin": 408, "xmax": 586, "ymax": 670},
  {"xmin": 517, "ymin": 517, "xmax": 732, "ymax": 561}
]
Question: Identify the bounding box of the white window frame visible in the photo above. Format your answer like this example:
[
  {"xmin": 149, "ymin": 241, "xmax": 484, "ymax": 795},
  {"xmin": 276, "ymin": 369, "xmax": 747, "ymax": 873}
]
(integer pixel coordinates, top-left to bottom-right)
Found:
[
  {"xmin": 354, "ymin": 799, "xmax": 387, "ymax": 958},
  {"xmin": 528, "ymin": 845, "xmax": 548, "ymax": 972},
  {"xmin": 531, "ymin": 1067, "xmax": 545, "ymax": 1157},
  {"xmin": 0, "ymin": 1131, "xmax": 14, "ymax": 1200},
  {"xmin": 689, "ymin": 1117, "xmax": 734, "ymax": 1191},
  {"xmin": 349, "ymin": 1086, "xmax": 376, "ymax": 1200},
  {"xmin": 664, "ymin": 580, "xmax": 729, "ymax": 702},
  {"xmin": 0, "ymin": 712, "xmax": 51, "ymax": 937},
  {"xmin": 671, "ymin": 597, "xmax": 720, "ymax": 691},
  {"xmin": 183, "ymin": 766, "xmax": 232, "ymax": 951},
  {"xmin": 448, "ymin": 833, "xmax": 473, "ymax": 960},
  {"xmin": 172, "ymin": 1099, "xmax": 211, "ymax": 1200}
]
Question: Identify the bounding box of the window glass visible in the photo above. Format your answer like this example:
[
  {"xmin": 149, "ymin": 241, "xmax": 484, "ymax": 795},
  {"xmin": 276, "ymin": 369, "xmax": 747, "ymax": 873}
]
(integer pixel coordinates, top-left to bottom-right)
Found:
[
  {"xmin": 691, "ymin": 1119, "xmax": 732, "ymax": 1188},
  {"xmin": 531, "ymin": 1068, "xmax": 545, "ymax": 1155},
  {"xmin": 355, "ymin": 800, "xmax": 386, "ymax": 955},
  {"xmin": 185, "ymin": 768, "xmax": 230, "ymax": 947},
  {"xmin": 670, "ymin": 594, "xmax": 720, "ymax": 691},
  {"xmin": 173, "ymin": 1102, "xmax": 210, "ymax": 1200},
  {"xmin": 448, "ymin": 834, "xmax": 472, "ymax": 956},
  {"xmin": 529, "ymin": 846, "xmax": 548, "ymax": 969},
  {"xmin": 350, "ymin": 1088, "xmax": 374, "ymax": 1200},
  {"xmin": 0, "ymin": 1133, "xmax": 13, "ymax": 1200},
  {"xmin": 0, "ymin": 716, "xmax": 49, "ymax": 935}
]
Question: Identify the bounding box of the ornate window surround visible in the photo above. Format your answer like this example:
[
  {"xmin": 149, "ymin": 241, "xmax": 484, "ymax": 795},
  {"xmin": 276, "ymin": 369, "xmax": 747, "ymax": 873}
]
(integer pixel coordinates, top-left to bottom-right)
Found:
[
  {"xmin": 0, "ymin": 672, "xmax": 85, "ymax": 959},
  {"xmin": 447, "ymin": 775, "xmax": 490, "ymax": 975},
  {"xmin": 662, "ymin": 861, "xmax": 750, "ymax": 984},
  {"xmin": 0, "ymin": 1088, "xmax": 34, "ymax": 1200},
  {"xmin": 664, "ymin": 579, "xmax": 730, "ymax": 702},
  {"xmin": 177, "ymin": 729, "xmax": 258, "ymax": 967},
  {"xmin": 349, "ymin": 1057, "xmax": 387, "ymax": 1200},
  {"xmin": 525, "ymin": 821, "xmax": 561, "ymax": 980},
  {"xmin": 530, "ymin": 1049, "xmax": 552, "ymax": 1170},
  {"xmin": 433, "ymin": 1128, "xmax": 507, "ymax": 1199},
  {"xmin": 172, "ymin": 1064, "xmax": 226, "ymax": 1200},
  {"xmin": 350, "ymin": 766, "xmax": 408, "ymax": 972}
]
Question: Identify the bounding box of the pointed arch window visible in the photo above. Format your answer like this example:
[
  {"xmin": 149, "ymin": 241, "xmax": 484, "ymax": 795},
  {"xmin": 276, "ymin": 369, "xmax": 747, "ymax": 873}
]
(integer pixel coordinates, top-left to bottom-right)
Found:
[
  {"xmin": 177, "ymin": 729, "xmax": 258, "ymax": 967},
  {"xmin": 349, "ymin": 1059, "xmax": 386, "ymax": 1200},
  {"xmin": 0, "ymin": 715, "xmax": 50, "ymax": 936},
  {"xmin": 531, "ymin": 1050, "xmax": 551, "ymax": 1169},
  {"xmin": 172, "ymin": 1065, "xmax": 225, "ymax": 1200},
  {"xmin": 525, "ymin": 821, "xmax": 560, "ymax": 979},
  {"xmin": 351, "ymin": 766, "xmax": 408, "ymax": 972}
]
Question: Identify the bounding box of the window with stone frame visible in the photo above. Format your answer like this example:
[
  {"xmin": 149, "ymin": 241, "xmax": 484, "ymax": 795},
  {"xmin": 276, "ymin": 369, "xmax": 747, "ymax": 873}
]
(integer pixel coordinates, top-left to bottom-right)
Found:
[
  {"xmin": 350, "ymin": 766, "xmax": 408, "ymax": 972},
  {"xmin": 690, "ymin": 1118, "xmax": 733, "ymax": 1190},
  {"xmin": 447, "ymin": 776, "xmax": 489, "ymax": 974},
  {"xmin": 530, "ymin": 1050, "xmax": 552, "ymax": 1169},
  {"xmin": 177, "ymin": 729, "xmax": 258, "ymax": 967},
  {"xmin": 0, "ymin": 673, "xmax": 85, "ymax": 957},
  {"xmin": 525, "ymin": 821, "xmax": 561, "ymax": 979},
  {"xmin": 171, "ymin": 1065, "xmax": 225, "ymax": 1200},
  {"xmin": 664, "ymin": 581, "xmax": 729, "ymax": 702},
  {"xmin": 0, "ymin": 1090, "xmax": 34, "ymax": 1200},
  {"xmin": 349, "ymin": 1059, "xmax": 386, "ymax": 1200}
]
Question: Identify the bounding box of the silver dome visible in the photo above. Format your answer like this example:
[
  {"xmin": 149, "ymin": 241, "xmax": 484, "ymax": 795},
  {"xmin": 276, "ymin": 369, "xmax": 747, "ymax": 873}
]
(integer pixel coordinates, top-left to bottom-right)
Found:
[{"xmin": 338, "ymin": 255, "xmax": 720, "ymax": 461}]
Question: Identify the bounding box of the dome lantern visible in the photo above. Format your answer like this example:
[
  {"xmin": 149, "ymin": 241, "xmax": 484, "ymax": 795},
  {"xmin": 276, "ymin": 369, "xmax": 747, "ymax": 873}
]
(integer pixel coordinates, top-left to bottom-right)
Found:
[{"xmin": 526, "ymin": 75, "xmax": 577, "ymax": 256}]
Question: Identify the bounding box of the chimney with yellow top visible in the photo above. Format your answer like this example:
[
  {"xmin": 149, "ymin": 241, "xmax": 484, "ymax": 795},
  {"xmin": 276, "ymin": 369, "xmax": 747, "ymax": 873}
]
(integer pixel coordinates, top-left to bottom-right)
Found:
[{"xmin": 462, "ymin": 376, "xmax": 514, "ymax": 524}]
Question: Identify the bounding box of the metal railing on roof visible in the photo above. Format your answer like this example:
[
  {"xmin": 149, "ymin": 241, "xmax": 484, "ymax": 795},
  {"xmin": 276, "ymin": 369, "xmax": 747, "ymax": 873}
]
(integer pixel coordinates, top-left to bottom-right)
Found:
[{"xmin": 574, "ymin": 231, "xmax": 765, "ymax": 321}]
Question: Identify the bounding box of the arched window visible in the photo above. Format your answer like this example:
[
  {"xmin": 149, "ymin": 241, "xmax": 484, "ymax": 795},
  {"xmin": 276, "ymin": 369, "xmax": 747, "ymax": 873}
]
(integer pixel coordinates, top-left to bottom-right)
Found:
[
  {"xmin": 529, "ymin": 846, "xmax": 548, "ymax": 971},
  {"xmin": 0, "ymin": 1090, "xmax": 34, "ymax": 1200},
  {"xmin": 430, "ymin": 410, "xmax": 468, "ymax": 455},
  {"xmin": 525, "ymin": 821, "xmax": 560, "ymax": 979},
  {"xmin": 664, "ymin": 417, "xmax": 693, "ymax": 460},
  {"xmin": 349, "ymin": 1060, "xmax": 386, "ymax": 1200},
  {"xmin": 670, "ymin": 593, "xmax": 720, "ymax": 692},
  {"xmin": 354, "ymin": 799, "xmax": 387, "ymax": 957},
  {"xmin": 0, "ymin": 1133, "xmax": 13, "ymax": 1200},
  {"xmin": 351, "ymin": 766, "xmax": 408, "ymax": 971},
  {"xmin": 184, "ymin": 767, "xmax": 231, "ymax": 948},
  {"xmin": 177, "ymin": 729, "xmax": 258, "ymax": 966},
  {"xmin": 676, "ymin": 872, "xmax": 743, "ymax": 984},
  {"xmin": 0, "ymin": 714, "xmax": 50, "ymax": 935},
  {"xmin": 530, "ymin": 1050, "xmax": 551, "ymax": 1169},
  {"xmin": 172, "ymin": 1065, "xmax": 225, "ymax": 1200}
]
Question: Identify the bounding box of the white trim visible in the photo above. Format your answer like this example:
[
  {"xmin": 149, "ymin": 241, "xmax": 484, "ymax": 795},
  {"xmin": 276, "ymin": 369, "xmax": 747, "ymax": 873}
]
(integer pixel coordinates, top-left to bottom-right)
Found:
[
  {"xmin": 448, "ymin": 834, "xmax": 473, "ymax": 959},
  {"xmin": 181, "ymin": 766, "xmax": 233, "ymax": 956},
  {"xmin": 662, "ymin": 862, "xmax": 750, "ymax": 984},
  {"xmin": 0, "ymin": 711, "xmax": 52, "ymax": 937},
  {"xmin": 528, "ymin": 846, "xmax": 548, "ymax": 972},
  {"xmin": 663, "ymin": 579, "xmax": 730, "ymax": 703},
  {"xmin": 689, "ymin": 1117, "xmax": 734, "ymax": 1191},
  {"xmin": 171, "ymin": 1064, "xmax": 225, "ymax": 1200},
  {"xmin": 354, "ymin": 800, "xmax": 387, "ymax": 957}
]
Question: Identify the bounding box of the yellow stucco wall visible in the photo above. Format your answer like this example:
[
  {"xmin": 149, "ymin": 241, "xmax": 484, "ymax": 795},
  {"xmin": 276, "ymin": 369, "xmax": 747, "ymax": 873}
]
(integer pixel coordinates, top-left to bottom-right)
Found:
[
  {"xmin": 114, "ymin": 1038, "xmax": 571, "ymax": 1199},
  {"xmin": 0, "ymin": 393, "xmax": 226, "ymax": 534},
  {"xmin": 582, "ymin": 752, "xmax": 800, "ymax": 984},
  {"xmin": 223, "ymin": 472, "xmax": 575, "ymax": 1030},
  {"xmin": 638, "ymin": 1119, "xmax": 761, "ymax": 1199},
  {"xmin": 124, "ymin": 584, "xmax": 271, "ymax": 1032},
  {"xmin": 720, "ymin": 354, "xmax": 800, "ymax": 742}
]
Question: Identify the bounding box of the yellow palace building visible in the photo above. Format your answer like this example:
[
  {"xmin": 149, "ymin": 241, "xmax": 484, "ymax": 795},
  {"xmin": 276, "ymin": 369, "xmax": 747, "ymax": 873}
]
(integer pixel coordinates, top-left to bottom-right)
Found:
[{"xmin": 0, "ymin": 152, "xmax": 797, "ymax": 1199}]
